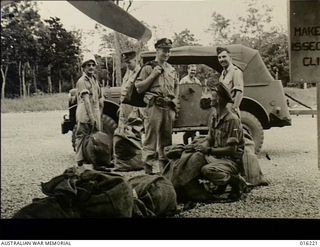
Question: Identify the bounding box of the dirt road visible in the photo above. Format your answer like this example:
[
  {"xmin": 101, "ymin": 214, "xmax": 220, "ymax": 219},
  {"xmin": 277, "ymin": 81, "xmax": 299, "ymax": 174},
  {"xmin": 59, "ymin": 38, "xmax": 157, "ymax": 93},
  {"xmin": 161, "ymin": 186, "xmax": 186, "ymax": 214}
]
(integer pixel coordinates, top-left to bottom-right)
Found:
[{"xmin": 1, "ymin": 111, "xmax": 319, "ymax": 218}]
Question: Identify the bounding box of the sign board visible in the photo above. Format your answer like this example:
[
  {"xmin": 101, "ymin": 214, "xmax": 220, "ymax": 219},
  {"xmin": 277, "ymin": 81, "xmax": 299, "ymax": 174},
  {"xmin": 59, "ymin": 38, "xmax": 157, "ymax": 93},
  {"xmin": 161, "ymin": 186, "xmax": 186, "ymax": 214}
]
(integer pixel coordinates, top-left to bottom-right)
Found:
[{"xmin": 289, "ymin": 0, "xmax": 320, "ymax": 84}]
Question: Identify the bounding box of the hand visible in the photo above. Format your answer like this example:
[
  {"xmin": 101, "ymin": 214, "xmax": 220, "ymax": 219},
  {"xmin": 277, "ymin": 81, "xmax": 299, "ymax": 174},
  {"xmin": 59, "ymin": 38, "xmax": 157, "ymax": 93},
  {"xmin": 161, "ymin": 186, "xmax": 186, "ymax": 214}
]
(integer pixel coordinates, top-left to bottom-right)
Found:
[
  {"xmin": 151, "ymin": 65, "xmax": 163, "ymax": 77},
  {"xmin": 195, "ymin": 145, "xmax": 210, "ymax": 154}
]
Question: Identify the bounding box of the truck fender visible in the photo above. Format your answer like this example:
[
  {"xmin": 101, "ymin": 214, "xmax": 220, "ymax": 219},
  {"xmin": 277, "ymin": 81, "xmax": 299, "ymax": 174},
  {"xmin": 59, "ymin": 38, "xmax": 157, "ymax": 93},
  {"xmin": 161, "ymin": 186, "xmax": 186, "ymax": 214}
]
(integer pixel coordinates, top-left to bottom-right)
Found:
[
  {"xmin": 102, "ymin": 100, "xmax": 120, "ymax": 123},
  {"xmin": 240, "ymin": 97, "xmax": 270, "ymax": 129}
]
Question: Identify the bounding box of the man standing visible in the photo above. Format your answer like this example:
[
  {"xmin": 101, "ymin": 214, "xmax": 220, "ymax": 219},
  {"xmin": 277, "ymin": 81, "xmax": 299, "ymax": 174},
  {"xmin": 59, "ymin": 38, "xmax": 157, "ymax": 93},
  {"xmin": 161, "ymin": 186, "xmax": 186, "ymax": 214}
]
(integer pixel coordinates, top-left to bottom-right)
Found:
[
  {"xmin": 217, "ymin": 47, "xmax": 244, "ymax": 116},
  {"xmin": 195, "ymin": 82, "xmax": 248, "ymax": 201},
  {"xmin": 179, "ymin": 64, "xmax": 202, "ymax": 86},
  {"xmin": 180, "ymin": 64, "xmax": 201, "ymax": 144},
  {"xmin": 118, "ymin": 50, "xmax": 143, "ymax": 131},
  {"xmin": 135, "ymin": 38, "xmax": 179, "ymax": 174},
  {"xmin": 75, "ymin": 54, "xmax": 102, "ymax": 167}
]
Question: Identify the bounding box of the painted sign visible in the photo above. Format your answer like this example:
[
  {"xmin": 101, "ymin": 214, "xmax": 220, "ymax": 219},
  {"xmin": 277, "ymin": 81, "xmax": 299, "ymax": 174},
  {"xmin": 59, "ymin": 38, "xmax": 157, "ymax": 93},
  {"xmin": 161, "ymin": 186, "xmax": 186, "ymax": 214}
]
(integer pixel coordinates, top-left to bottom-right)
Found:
[{"xmin": 289, "ymin": 0, "xmax": 320, "ymax": 83}]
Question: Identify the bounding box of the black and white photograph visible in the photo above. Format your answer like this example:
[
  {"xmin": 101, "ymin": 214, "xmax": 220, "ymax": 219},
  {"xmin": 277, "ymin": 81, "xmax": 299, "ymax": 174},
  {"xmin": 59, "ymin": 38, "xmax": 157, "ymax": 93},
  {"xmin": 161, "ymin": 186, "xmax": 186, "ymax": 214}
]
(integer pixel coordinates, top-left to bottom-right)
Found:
[{"xmin": 1, "ymin": 0, "xmax": 319, "ymax": 239}]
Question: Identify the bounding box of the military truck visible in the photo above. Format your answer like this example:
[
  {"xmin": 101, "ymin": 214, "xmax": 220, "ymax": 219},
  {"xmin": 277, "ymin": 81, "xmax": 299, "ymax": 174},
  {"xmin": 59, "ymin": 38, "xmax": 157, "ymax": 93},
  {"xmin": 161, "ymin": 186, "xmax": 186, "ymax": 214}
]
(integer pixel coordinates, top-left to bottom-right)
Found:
[{"xmin": 61, "ymin": 44, "xmax": 291, "ymax": 153}]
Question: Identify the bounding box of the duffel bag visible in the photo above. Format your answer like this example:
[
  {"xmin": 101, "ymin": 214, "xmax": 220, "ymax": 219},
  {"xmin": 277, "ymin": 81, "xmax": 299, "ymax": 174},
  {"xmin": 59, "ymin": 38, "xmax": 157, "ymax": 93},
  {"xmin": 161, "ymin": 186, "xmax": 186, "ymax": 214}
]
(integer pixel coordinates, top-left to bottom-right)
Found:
[
  {"xmin": 82, "ymin": 131, "xmax": 113, "ymax": 168},
  {"xmin": 128, "ymin": 175, "xmax": 177, "ymax": 217}
]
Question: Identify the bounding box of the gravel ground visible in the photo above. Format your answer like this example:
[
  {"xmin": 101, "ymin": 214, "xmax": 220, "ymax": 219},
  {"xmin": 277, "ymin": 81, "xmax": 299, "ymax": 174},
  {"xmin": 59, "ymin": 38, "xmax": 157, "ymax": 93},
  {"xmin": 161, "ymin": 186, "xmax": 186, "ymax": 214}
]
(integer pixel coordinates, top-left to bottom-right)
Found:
[{"xmin": 1, "ymin": 111, "xmax": 319, "ymax": 219}]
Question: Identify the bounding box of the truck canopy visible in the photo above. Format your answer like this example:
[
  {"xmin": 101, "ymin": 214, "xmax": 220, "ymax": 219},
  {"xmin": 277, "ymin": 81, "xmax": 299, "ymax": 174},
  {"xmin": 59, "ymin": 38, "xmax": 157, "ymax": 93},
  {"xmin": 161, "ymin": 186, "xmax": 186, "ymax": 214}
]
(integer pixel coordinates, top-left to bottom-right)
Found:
[{"xmin": 141, "ymin": 44, "xmax": 274, "ymax": 86}]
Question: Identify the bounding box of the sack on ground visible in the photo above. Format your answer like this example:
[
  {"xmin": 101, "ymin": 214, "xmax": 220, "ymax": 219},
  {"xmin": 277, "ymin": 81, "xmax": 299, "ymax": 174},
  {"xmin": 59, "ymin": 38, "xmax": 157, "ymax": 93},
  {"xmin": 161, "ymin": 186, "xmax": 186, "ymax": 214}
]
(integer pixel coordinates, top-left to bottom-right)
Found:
[
  {"xmin": 129, "ymin": 175, "xmax": 177, "ymax": 217},
  {"xmin": 14, "ymin": 167, "xmax": 134, "ymax": 218},
  {"xmin": 113, "ymin": 119, "xmax": 144, "ymax": 172},
  {"xmin": 242, "ymin": 131, "xmax": 269, "ymax": 186},
  {"xmin": 162, "ymin": 151, "xmax": 207, "ymax": 188},
  {"xmin": 82, "ymin": 131, "xmax": 113, "ymax": 168},
  {"xmin": 12, "ymin": 197, "xmax": 80, "ymax": 219}
]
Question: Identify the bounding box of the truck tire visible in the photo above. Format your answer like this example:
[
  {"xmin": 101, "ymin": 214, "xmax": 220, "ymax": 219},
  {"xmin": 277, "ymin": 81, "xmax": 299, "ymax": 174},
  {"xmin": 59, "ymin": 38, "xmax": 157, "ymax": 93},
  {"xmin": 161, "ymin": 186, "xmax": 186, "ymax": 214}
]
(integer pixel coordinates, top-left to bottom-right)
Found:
[{"xmin": 240, "ymin": 111, "xmax": 264, "ymax": 154}]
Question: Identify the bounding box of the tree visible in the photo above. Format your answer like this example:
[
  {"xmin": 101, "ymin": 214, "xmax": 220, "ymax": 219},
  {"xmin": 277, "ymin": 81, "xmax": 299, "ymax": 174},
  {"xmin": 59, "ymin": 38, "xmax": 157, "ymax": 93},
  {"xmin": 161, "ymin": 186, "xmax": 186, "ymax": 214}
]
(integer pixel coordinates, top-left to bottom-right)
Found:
[
  {"xmin": 172, "ymin": 29, "xmax": 200, "ymax": 47},
  {"xmin": 234, "ymin": 0, "xmax": 273, "ymax": 49},
  {"xmin": 207, "ymin": 12, "xmax": 232, "ymax": 44},
  {"xmin": 206, "ymin": 0, "xmax": 290, "ymax": 85},
  {"xmin": 1, "ymin": 1, "xmax": 42, "ymax": 98},
  {"xmin": 38, "ymin": 17, "xmax": 81, "ymax": 93}
]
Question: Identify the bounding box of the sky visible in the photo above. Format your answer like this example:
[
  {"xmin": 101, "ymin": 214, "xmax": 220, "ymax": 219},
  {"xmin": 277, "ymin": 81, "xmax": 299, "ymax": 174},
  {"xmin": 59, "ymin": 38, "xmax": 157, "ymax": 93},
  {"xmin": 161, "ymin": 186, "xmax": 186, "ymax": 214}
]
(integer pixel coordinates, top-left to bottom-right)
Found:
[{"xmin": 37, "ymin": 0, "xmax": 288, "ymax": 54}]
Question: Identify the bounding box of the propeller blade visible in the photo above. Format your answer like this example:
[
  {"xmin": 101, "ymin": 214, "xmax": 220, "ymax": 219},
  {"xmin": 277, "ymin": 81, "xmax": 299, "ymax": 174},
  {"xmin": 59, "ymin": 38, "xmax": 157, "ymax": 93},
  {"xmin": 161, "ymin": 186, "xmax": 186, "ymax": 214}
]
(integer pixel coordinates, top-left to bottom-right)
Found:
[{"xmin": 68, "ymin": 1, "xmax": 152, "ymax": 42}]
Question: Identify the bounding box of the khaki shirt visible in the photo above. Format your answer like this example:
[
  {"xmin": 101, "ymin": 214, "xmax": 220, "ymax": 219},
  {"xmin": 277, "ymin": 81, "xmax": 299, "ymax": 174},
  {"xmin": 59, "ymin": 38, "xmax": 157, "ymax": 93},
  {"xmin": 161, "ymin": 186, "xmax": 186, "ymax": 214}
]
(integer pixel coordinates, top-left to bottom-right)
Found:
[
  {"xmin": 219, "ymin": 64, "xmax": 244, "ymax": 99},
  {"xmin": 179, "ymin": 75, "xmax": 202, "ymax": 86},
  {"xmin": 136, "ymin": 61, "xmax": 179, "ymax": 103},
  {"xmin": 207, "ymin": 108, "xmax": 244, "ymax": 162},
  {"xmin": 76, "ymin": 72, "xmax": 101, "ymax": 124}
]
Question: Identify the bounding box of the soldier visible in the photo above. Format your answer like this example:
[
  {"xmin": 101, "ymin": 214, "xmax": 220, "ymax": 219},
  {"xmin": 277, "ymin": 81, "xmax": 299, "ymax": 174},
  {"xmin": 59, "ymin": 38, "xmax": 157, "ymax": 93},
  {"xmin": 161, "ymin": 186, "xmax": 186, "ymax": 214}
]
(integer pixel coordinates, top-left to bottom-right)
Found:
[
  {"xmin": 195, "ymin": 82, "xmax": 248, "ymax": 201},
  {"xmin": 118, "ymin": 50, "xmax": 143, "ymax": 131},
  {"xmin": 180, "ymin": 64, "xmax": 202, "ymax": 144},
  {"xmin": 179, "ymin": 64, "xmax": 202, "ymax": 86},
  {"xmin": 217, "ymin": 47, "xmax": 244, "ymax": 116},
  {"xmin": 75, "ymin": 54, "xmax": 103, "ymax": 168},
  {"xmin": 135, "ymin": 38, "xmax": 179, "ymax": 174}
]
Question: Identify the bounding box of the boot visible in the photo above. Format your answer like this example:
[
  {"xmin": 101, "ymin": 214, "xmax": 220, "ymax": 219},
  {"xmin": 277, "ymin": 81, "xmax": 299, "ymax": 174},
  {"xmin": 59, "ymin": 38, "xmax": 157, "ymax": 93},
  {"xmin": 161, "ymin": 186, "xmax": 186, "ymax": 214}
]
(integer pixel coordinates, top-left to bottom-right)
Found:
[{"xmin": 228, "ymin": 174, "xmax": 248, "ymax": 201}]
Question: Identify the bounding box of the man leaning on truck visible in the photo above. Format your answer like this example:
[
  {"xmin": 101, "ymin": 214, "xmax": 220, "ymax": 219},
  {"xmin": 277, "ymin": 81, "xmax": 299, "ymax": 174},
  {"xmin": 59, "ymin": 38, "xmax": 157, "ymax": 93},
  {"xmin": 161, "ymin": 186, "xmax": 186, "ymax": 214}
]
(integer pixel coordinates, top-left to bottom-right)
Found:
[{"xmin": 217, "ymin": 47, "xmax": 244, "ymax": 117}]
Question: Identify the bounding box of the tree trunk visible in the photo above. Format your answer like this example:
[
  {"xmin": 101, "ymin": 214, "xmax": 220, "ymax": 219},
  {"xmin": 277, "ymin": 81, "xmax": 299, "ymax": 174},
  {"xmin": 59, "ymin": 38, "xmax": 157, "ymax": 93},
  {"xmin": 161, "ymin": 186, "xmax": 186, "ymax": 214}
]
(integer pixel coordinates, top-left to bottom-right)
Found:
[
  {"xmin": 1, "ymin": 65, "xmax": 9, "ymax": 99},
  {"xmin": 58, "ymin": 69, "xmax": 62, "ymax": 93},
  {"xmin": 71, "ymin": 74, "xmax": 74, "ymax": 88},
  {"xmin": 113, "ymin": 32, "xmax": 122, "ymax": 87},
  {"xmin": 22, "ymin": 64, "xmax": 27, "ymax": 98},
  {"xmin": 32, "ymin": 65, "xmax": 37, "ymax": 92},
  {"xmin": 112, "ymin": 56, "xmax": 115, "ymax": 87},
  {"xmin": 27, "ymin": 83, "xmax": 31, "ymax": 96},
  {"xmin": 19, "ymin": 61, "xmax": 22, "ymax": 97},
  {"xmin": 47, "ymin": 64, "xmax": 52, "ymax": 94}
]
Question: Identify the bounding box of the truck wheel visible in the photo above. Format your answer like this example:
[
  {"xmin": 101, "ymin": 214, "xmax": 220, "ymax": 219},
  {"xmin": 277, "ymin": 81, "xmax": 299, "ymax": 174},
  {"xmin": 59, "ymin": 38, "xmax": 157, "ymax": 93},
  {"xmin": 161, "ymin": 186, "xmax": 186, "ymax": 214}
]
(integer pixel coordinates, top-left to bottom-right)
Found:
[
  {"xmin": 101, "ymin": 114, "xmax": 118, "ymax": 136},
  {"xmin": 240, "ymin": 111, "xmax": 264, "ymax": 154}
]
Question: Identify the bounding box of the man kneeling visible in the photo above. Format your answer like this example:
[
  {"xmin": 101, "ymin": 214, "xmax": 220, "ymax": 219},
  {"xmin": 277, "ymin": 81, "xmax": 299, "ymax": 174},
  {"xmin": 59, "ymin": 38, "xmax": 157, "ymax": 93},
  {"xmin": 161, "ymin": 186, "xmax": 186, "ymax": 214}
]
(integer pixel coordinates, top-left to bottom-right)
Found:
[{"xmin": 195, "ymin": 82, "xmax": 248, "ymax": 201}]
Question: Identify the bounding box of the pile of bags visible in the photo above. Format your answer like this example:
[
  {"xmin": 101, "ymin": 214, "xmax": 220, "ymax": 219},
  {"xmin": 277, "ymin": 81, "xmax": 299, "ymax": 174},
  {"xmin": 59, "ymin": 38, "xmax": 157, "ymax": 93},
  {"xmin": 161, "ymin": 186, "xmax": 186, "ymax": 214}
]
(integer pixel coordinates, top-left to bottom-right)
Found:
[{"xmin": 13, "ymin": 167, "xmax": 177, "ymax": 218}]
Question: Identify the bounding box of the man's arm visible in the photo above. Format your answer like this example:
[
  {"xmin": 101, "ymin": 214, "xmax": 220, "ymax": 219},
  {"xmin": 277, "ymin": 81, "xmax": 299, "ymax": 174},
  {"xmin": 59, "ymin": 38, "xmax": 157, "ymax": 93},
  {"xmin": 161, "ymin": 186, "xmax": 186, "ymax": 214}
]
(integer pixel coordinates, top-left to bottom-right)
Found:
[
  {"xmin": 83, "ymin": 93, "xmax": 95, "ymax": 123},
  {"xmin": 77, "ymin": 80, "xmax": 95, "ymax": 124},
  {"xmin": 135, "ymin": 65, "xmax": 162, "ymax": 94},
  {"xmin": 232, "ymin": 69, "xmax": 244, "ymax": 109},
  {"xmin": 233, "ymin": 90, "xmax": 243, "ymax": 109}
]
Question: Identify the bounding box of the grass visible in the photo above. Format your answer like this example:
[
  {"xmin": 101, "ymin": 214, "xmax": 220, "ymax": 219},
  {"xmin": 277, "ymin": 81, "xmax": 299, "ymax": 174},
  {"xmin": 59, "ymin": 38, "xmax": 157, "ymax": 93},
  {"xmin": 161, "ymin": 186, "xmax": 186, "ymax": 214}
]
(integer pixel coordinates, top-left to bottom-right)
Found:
[
  {"xmin": 0, "ymin": 87, "xmax": 317, "ymax": 113},
  {"xmin": 1, "ymin": 93, "xmax": 69, "ymax": 113}
]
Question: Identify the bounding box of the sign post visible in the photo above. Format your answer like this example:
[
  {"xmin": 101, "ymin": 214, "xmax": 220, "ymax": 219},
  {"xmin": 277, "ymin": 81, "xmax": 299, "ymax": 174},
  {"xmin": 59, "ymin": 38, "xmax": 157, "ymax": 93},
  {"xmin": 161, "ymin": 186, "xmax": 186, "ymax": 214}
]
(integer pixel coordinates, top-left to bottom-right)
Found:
[{"xmin": 289, "ymin": 0, "xmax": 320, "ymax": 169}]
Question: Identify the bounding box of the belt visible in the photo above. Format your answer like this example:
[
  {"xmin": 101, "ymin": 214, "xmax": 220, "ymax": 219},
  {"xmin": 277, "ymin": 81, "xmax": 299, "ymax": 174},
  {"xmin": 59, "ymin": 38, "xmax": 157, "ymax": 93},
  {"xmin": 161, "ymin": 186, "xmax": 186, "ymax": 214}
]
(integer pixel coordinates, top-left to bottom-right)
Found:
[{"xmin": 150, "ymin": 96, "xmax": 175, "ymax": 109}]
